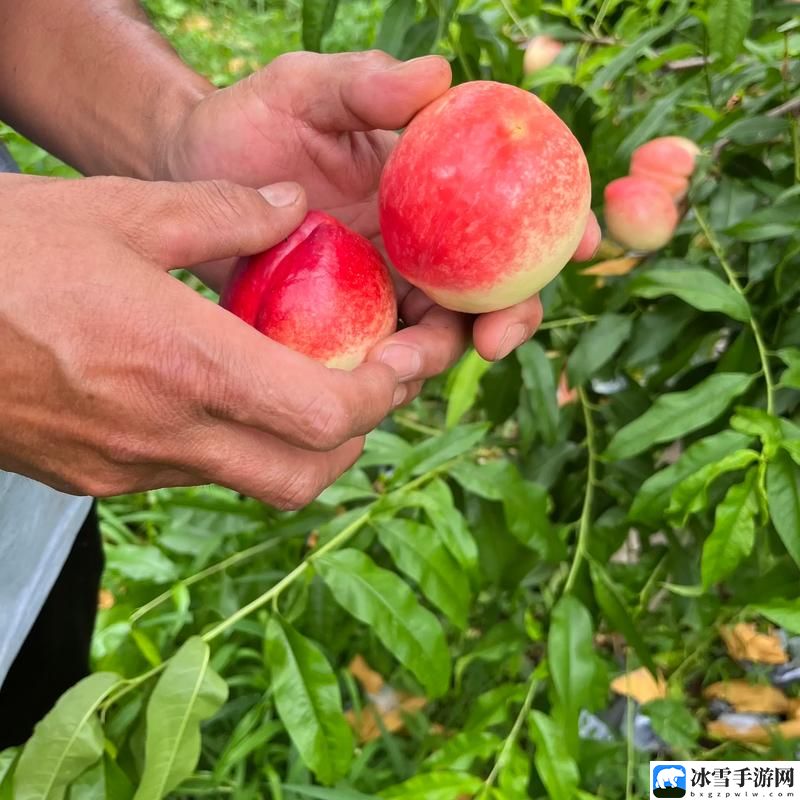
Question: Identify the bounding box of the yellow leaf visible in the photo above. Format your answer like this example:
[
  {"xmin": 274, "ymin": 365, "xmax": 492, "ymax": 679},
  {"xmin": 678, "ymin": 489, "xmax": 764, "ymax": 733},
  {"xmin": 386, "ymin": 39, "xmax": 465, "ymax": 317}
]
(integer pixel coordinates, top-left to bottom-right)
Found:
[
  {"xmin": 595, "ymin": 238, "xmax": 626, "ymax": 259},
  {"xmin": 707, "ymin": 717, "xmax": 800, "ymax": 744},
  {"xmin": 704, "ymin": 681, "xmax": 789, "ymax": 714},
  {"xmin": 721, "ymin": 623, "xmax": 788, "ymax": 665},
  {"xmin": 581, "ymin": 257, "xmax": 641, "ymax": 277},
  {"xmin": 345, "ymin": 692, "xmax": 427, "ymax": 742},
  {"xmin": 610, "ymin": 667, "xmax": 667, "ymax": 704},
  {"xmin": 348, "ymin": 654, "xmax": 384, "ymax": 695}
]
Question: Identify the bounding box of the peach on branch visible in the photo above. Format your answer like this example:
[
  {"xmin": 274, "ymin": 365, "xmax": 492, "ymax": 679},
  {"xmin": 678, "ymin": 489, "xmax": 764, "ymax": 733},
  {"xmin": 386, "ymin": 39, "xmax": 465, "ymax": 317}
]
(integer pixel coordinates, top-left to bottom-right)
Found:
[{"xmin": 604, "ymin": 176, "xmax": 678, "ymax": 252}]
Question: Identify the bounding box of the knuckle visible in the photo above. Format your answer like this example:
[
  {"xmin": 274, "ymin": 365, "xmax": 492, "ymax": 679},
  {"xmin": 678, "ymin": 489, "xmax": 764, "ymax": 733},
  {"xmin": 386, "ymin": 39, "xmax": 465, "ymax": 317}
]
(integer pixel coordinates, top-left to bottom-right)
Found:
[
  {"xmin": 303, "ymin": 393, "xmax": 351, "ymax": 450},
  {"xmin": 273, "ymin": 473, "xmax": 323, "ymax": 511}
]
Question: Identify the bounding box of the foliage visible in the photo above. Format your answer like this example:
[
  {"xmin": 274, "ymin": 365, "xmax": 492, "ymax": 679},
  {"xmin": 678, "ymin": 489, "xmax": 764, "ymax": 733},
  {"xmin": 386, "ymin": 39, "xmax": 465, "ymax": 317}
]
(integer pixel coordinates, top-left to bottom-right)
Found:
[{"xmin": 1, "ymin": 0, "xmax": 800, "ymax": 797}]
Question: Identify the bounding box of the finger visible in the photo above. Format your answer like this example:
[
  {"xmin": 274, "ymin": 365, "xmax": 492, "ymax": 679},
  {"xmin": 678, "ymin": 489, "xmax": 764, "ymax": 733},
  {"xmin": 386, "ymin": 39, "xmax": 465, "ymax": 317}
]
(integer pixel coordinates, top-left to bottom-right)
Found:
[
  {"xmin": 368, "ymin": 295, "xmax": 471, "ymax": 381},
  {"xmin": 261, "ymin": 51, "xmax": 452, "ymax": 132},
  {"xmin": 473, "ymin": 294, "xmax": 544, "ymax": 361},
  {"xmin": 118, "ymin": 178, "xmax": 307, "ymax": 267},
  {"xmin": 572, "ymin": 212, "xmax": 601, "ymax": 261},
  {"xmin": 188, "ymin": 294, "xmax": 402, "ymax": 451},
  {"xmin": 398, "ymin": 380, "xmax": 424, "ymax": 406},
  {"xmin": 197, "ymin": 424, "xmax": 366, "ymax": 509}
]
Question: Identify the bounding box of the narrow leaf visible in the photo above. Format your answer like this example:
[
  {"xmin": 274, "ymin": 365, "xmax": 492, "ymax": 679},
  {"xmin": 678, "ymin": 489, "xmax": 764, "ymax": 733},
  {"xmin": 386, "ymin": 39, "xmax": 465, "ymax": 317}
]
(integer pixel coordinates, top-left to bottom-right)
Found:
[
  {"xmin": 631, "ymin": 267, "xmax": 750, "ymax": 322},
  {"xmin": 134, "ymin": 637, "xmax": 228, "ymax": 800},
  {"xmin": 701, "ymin": 468, "xmax": 759, "ymax": 587},
  {"xmin": 445, "ymin": 349, "xmax": 492, "ymax": 428},
  {"xmin": 517, "ymin": 341, "xmax": 559, "ymax": 444},
  {"xmin": 529, "ymin": 711, "xmax": 580, "ymax": 800},
  {"xmin": 302, "ymin": 0, "xmax": 340, "ymax": 51},
  {"xmin": 767, "ymin": 451, "xmax": 800, "ymax": 569},
  {"xmin": 265, "ymin": 617, "xmax": 352, "ymax": 784},
  {"xmin": 708, "ymin": 0, "xmax": 753, "ymax": 65},
  {"xmin": 315, "ymin": 550, "xmax": 451, "ymax": 696},
  {"xmin": 375, "ymin": 518, "xmax": 471, "ymax": 629},
  {"xmin": 380, "ymin": 771, "xmax": 484, "ymax": 798},
  {"xmin": 752, "ymin": 601, "xmax": 800, "ymax": 635},
  {"xmin": 567, "ymin": 314, "xmax": 632, "ymax": 387},
  {"xmin": 14, "ymin": 673, "xmax": 119, "ymax": 800},
  {"xmin": 606, "ymin": 372, "xmax": 754, "ymax": 460}
]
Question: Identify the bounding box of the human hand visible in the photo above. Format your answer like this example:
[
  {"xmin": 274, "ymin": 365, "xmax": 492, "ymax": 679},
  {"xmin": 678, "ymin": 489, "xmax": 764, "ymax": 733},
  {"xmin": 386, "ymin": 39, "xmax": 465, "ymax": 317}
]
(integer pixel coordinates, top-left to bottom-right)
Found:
[
  {"xmin": 0, "ymin": 174, "xmax": 401, "ymax": 506},
  {"xmin": 161, "ymin": 51, "xmax": 600, "ymax": 394}
]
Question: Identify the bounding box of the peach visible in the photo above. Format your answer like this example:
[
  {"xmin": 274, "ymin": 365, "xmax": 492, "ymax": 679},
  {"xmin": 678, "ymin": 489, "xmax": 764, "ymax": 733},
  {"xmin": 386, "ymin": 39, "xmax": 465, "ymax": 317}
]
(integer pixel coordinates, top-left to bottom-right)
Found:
[
  {"xmin": 604, "ymin": 176, "xmax": 678, "ymax": 252},
  {"xmin": 221, "ymin": 211, "xmax": 396, "ymax": 369},
  {"xmin": 523, "ymin": 36, "xmax": 563, "ymax": 75},
  {"xmin": 629, "ymin": 136, "xmax": 699, "ymax": 199},
  {"xmin": 378, "ymin": 81, "xmax": 591, "ymax": 314}
]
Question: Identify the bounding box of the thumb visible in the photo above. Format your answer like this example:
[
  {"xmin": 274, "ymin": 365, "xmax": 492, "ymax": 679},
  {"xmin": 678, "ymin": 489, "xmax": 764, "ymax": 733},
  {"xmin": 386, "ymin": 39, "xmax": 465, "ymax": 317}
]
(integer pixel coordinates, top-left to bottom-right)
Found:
[
  {"xmin": 137, "ymin": 179, "xmax": 307, "ymax": 268},
  {"xmin": 261, "ymin": 52, "xmax": 452, "ymax": 133}
]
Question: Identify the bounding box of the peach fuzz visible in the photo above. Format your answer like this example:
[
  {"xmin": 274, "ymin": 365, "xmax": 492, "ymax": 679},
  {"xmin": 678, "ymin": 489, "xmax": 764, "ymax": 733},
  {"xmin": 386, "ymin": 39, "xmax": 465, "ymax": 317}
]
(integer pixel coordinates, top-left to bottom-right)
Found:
[
  {"xmin": 523, "ymin": 36, "xmax": 563, "ymax": 75},
  {"xmin": 604, "ymin": 176, "xmax": 678, "ymax": 252},
  {"xmin": 221, "ymin": 211, "xmax": 396, "ymax": 369},
  {"xmin": 378, "ymin": 81, "xmax": 591, "ymax": 314}
]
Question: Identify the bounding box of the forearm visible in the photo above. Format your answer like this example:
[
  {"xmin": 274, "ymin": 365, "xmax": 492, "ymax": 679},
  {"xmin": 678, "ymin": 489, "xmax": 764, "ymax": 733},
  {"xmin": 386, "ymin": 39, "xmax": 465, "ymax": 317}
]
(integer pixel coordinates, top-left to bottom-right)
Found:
[{"xmin": 0, "ymin": 0, "xmax": 212, "ymax": 178}]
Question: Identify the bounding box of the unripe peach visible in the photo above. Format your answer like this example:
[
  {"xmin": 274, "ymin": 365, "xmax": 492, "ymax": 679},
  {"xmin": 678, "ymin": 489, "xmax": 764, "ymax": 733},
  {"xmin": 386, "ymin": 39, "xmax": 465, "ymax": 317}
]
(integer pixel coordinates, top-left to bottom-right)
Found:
[
  {"xmin": 604, "ymin": 176, "xmax": 678, "ymax": 252},
  {"xmin": 523, "ymin": 36, "xmax": 563, "ymax": 75},
  {"xmin": 221, "ymin": 211, "xmax": 396, "ymax": 369},
  {"xmin": 379, "ymin": 81, "xmax": 591, "ymax": 313}
]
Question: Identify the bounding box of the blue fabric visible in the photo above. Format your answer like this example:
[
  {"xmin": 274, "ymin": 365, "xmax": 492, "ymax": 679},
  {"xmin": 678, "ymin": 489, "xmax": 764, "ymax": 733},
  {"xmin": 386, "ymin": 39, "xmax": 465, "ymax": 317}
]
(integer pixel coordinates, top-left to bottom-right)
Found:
[{"xmin": 0, "ymin": 136, "xmax": 92, "ymax": 687}]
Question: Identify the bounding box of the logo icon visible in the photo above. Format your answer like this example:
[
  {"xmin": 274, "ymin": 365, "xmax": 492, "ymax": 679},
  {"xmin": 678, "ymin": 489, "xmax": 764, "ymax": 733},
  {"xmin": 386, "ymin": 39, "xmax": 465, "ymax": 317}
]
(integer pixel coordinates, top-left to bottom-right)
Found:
[{"xmin": 653, "ymin": 764, "xmax": 687, "ymax": 798}]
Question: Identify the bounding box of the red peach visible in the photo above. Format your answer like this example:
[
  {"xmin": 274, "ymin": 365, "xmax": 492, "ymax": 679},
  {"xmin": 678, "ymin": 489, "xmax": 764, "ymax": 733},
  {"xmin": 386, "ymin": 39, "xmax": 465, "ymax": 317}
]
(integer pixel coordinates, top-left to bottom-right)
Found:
[
  {"xmin": 604, "ymin": 176, "xmax": 678, "ymax": 252},
  {"xmin": 523, "ymin": 36, "xmax": 563, "ymax": 75},
  {"xmin": 378, "ymin": 81, "xmax": 591, "ymax": 313},
  {"xmin": 629, "ymin": 163, "xmax": 690, "ymax": 200},
  {"xmin": 630, "ymin": 137, "xmax": 698, "ymax": 178},
  {"xmin": 221, "ymin": 211, "xmax": 396, "ymax": 369}
]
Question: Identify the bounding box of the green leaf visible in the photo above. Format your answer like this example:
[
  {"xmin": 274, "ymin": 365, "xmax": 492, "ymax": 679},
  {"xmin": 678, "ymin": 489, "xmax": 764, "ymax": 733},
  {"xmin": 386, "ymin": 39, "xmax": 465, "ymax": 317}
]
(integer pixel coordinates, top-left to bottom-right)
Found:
[
  {"xmin": 752, "ymin": 600, "xmax": 800, "ymax": 634},
  {"xmin": 630, "ymin": 267, "xmax": 750, "ymax": 322},
  {"xmin": 373, "ymin": 0, "xmax": 418, "ymax": 56},
  {"xmin": 0, "ymin": 750, "xmax": 17, "ymax": 793},
  {"xmin": 517, "ymin": 340, "xmax": 559, "ymax": 444},
  {"xmin": 374, "ymin": 517, "xmax": 471, "ymax": 629},
  {"xmin": 14, "ymin": 672, "xmax": 119, "ymax": 800},
  {"xmin": 315, "ymin": 550, "xmax": 451, "ymax": 696},
  {"xmin": 380, "ymin": 771, "xmax": 484, "ymax": 799},
  {"xmin": 302, "ymin": 0, "xmax": 340, "ymax": 51},
  {"xmin": 390, "ymin": 423, "xmax": 489, "ymax": 484},
  {"xmin": 631, "ymin": 431, "xmax": 753, "ymax": 525},
  {"xmin": 731, "ymin": 407, "xmax": 783, "ymax": 455},
  {"xmin": 134, "ymin": 637, "xmax": 228, "ymax": 800},
  {"xmin": 424, "ymin": 730, "xmax": 502, "ymax": 770},
  {"xmin": 701, "ymin": 468, "xmax": 759, "ymax": 587},
  {"xmin": 283, "ymin": 786, "xmax": 374, "ymax": 800},
  {"xmin": 668, "ymin": 449, "xmax": 759, "ymax": 521},
  {"xmin": 548, "ymin": 596, "xmax": 594, "ymax": 750},
  {"xmin": 68, "ymin": 759, "xmax": 105, "ymax": 800},
  {"xmin": 265, "ymin": 617, "xmax": 352, "ymax": 785},
  {"xmin": 777, "ymin": 347, "xmax": 800, "ymax": 390},
  {"xmin": 362, "ymin": 430, "xmax": 413, "ymax": 468},
  {"xmin": 767, "ymin": 450, "xmax": 800, "ymax": 569},
  {"xmin": 708, "ymin": 0, "xmax": 753, "ymax": 65},
  {"xmin": 590, "ymin": 562, "xmax": 655, "ymax": 674},
  {"xmin": 567, "ymin": 314, "xmax": 632, "ymax": 387},
  {"xmin": 606, "ymin": 372, "xmax": 754, "ymax": 460},
  {"xmin": 105, "ymin": 544, "xmax": 177, "ymax": 584},
  {"xmin": 642, "ymin": 699, "xmax": 701, "ymax": 750},
  {"xmin": 445, "ymin": 349, "xmax": 492, "ymax": 428},
  {"xmin": 529, "ymin": 711, "xmax": 580, "ymax": 800}
]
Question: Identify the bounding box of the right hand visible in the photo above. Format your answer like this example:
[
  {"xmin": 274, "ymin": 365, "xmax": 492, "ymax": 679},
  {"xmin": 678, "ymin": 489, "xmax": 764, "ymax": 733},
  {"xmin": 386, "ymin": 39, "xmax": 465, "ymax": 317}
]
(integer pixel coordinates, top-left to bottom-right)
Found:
[{"xmin": 0, "ymin": 174, "xmax": 402, "ymax": 508}]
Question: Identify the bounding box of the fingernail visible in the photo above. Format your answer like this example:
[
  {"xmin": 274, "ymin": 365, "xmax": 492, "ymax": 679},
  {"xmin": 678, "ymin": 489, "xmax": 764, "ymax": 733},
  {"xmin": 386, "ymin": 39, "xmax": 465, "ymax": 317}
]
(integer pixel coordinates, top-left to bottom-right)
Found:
[
  {"xmin": 379, "ymin": 344, "xmax": 421, "ymax": 380},
  {"xmin": 494, "ymin": 323, "xmax": 529, "ymax": 360},
  {"xmin": 389, "ymin": 55, "xmax": 443, "ymax": 72},
  {"xmin": 392, "ymin": 385, "xmax": 407, "ymax": 408},
  {"xmin": 259, "ymin": 182, "xmax": 302, "ymax": 207}
]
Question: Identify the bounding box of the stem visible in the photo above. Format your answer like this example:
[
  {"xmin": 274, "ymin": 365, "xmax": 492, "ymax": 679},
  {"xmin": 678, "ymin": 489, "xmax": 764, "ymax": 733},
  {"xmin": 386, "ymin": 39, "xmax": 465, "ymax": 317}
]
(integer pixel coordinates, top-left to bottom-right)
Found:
[
  {"xmin": 624, "ymin": 653, "xmax": 635, "ymax": 800},
  {"xmin": 479, "ymin": 678, "xmax": 538, "ymax": 795},
  {"xmin": 394, "ymin": 415, "xmax": 441, "ymax": 437},
  {"xmin": 592, "ymin": 0, "xmax": 612, "ymax": 36},
  {"xmin": 129, "ymin": 537, "xmax": 288, "ymax": 624},
  {"xmin": 694, "ymin": 206, "xmax": 775, "ymax": 414},
  {"xmin": 563, "ymin": 387, "xmax": 597, "ymax": 595},
  {"xmin": 538, "ymin": 314, "xmax": 599, "ymax": 331},
  {"xmin": 496, "ymin": 0, "xmax": 529, "ymax": 38}
]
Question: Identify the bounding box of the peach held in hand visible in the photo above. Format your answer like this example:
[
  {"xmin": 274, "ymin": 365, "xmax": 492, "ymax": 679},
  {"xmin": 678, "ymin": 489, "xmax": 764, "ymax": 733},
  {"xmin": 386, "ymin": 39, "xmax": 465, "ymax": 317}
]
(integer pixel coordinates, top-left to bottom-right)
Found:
[
  {"xmin": 604, "ymin": 176, "xmax": 679, "ymax": 252},
  {"xmin": 378, "ymin": 81, "xmax": 591, "ymax": 314},
  {"xmin": 523, "ymin": 35, "xmax": 563, "ymax": 75},
  {"xmin": 629, "ymin": 136, "xmax": 699, "ymax": 200},
  {"xmin": 221, "ymin": 211, "xmax": 397, "ymax": 369}
]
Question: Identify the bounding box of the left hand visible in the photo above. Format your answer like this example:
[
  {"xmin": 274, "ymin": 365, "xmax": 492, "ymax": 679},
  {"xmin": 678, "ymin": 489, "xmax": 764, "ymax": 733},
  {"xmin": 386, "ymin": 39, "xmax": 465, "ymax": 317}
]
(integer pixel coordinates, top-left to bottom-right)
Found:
[{"xmin": 162, "ymin": 51, "xmax": 601, "ymax": 395}]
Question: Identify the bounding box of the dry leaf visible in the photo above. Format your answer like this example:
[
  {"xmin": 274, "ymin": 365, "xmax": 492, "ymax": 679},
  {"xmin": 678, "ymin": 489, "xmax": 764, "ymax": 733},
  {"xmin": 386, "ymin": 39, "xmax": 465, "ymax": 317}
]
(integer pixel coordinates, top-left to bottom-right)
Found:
[
  {"xmin": 704, "ymin": 681, "xmax": 790, "ymax": 714},
  {"xmin": 581, "ymin": 257, "xmax": 641, "ymax": 277},
  {"xmin": 595, "ymin": 238, "xmax": 626, "ymax": 259},
  {"xmin": 557, "ymin": 369, "xmax": 578, "ymax": 407},
  {"xmin": 707, "ymin": 717, "xmax": 800, "ymax": 744},
  {"xmin": 345, "ymin": 691, "xmax": 428, "ymax": 742},
  {"xmin": 788, "ymin": 698, "xmax": 800, "ymax": 719},
  {"xmin": 611, "ymin": 667, "xmax": 667, "ymax": 704},
  {"xmin": 97, "ymin": 589, "xmax": 115, "ymax": 610},
  {"xmin": 349, "ymin": 655, "xmax": 384, "ymax": 695},
  {"xmin": 721, "ymin": 623, "xmax": 788, "ymax": 665}
]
